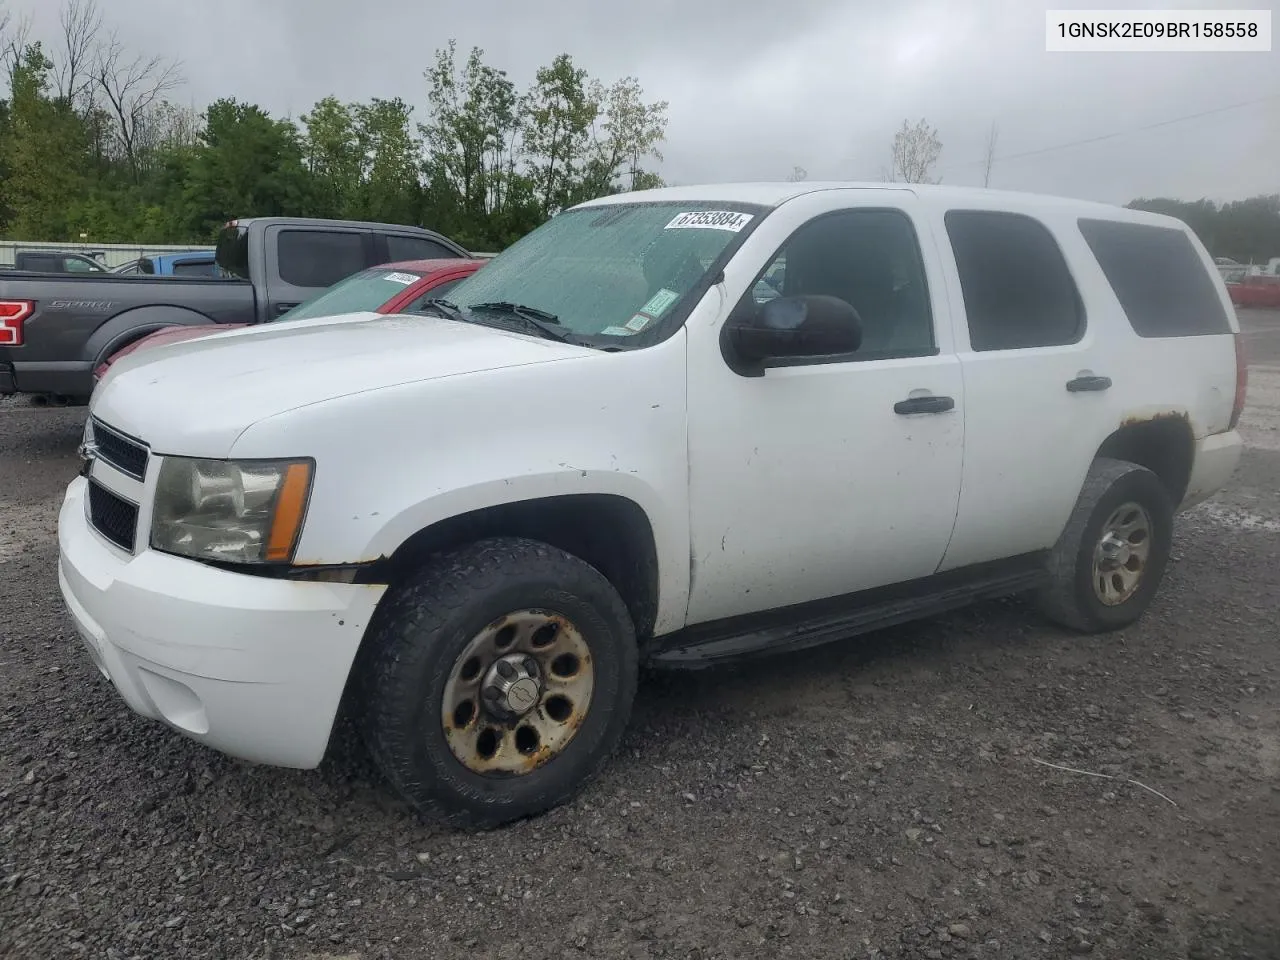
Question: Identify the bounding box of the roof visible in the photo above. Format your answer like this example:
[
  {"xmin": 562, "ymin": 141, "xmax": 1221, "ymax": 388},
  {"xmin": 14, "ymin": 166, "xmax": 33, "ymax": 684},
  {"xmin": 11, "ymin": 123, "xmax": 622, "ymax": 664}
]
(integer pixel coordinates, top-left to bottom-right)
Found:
[
  {"xmin": 226, "ymin": 216, "xmax": 460, "ymax": 237},
  {"xmin": 576, "ymin": 181, "xmax": 1173, "ymax": 227},
  {"xmin": 374, "ymin": 258, "xmax": 486, "ymax": 274}
]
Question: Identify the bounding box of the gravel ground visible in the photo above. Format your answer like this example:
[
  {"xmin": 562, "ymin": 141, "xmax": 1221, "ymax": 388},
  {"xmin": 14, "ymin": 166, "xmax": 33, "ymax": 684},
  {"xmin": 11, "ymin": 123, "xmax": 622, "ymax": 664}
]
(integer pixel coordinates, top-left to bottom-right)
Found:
[{"xmin": 3, "ymin": 312, "xmax": 1279, "ymax": 960}]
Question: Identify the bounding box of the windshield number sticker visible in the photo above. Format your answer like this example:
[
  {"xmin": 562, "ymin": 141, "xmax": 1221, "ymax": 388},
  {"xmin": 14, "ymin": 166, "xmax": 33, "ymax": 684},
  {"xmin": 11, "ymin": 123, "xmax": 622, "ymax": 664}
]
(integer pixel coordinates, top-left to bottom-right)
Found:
[
  {"xmin": 624, "ymin": 313, "xmax": 656, "ymax": 333},
  {"xmin": 640, "ymin": 288, "xmax": 680, "ymax": 317},
  {"xmin": 665, "ymin": 210, "xmax": 753, "ymax": 232},
  {"xmin": 599, "ymin": 325, "xmax": 637, "ymax": 336},
  {"xmin": 382, "ymin": 272, "xmax": 419, "ymax": 285}
]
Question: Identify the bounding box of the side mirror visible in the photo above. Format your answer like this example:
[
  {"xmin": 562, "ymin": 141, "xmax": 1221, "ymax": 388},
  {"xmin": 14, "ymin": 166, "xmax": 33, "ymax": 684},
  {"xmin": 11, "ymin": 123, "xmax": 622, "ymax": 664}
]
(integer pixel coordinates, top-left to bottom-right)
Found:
[{"xmin": 722, "ymin": 294, "xmax": 862, "ymax": 375}]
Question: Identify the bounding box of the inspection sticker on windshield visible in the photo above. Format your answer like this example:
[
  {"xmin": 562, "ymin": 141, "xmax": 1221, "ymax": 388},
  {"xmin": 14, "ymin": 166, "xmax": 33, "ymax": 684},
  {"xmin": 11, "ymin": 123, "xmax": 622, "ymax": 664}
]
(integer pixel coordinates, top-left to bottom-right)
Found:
[
  {"xmin": 640, "ymin": 288, "xmax": 680, "ymax": 317},
  {"xmin": 599, "ymin": 325, "xmax": 636, "ymax": 337},
  {"xmin": 625, "ymin": 313, "xmax": 656, "ymax": 332},
  {"xmin": 382, "ymin": 272, "xmax": 419, "ymax": 285},
  {"xmin": 665, "ymin": 210, "xmax": 753, "ymax": 232}
]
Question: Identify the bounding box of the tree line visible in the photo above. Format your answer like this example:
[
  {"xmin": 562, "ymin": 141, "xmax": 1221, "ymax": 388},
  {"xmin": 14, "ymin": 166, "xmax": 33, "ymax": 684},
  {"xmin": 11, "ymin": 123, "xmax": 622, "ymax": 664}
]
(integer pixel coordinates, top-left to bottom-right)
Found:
[
  {"xmin": 3, "ymin": 2, "xmax": 1277, "ymax": 262},
  {"xmin": 0, "ymin": 0, "xmax": 668, "ymax": 251}
]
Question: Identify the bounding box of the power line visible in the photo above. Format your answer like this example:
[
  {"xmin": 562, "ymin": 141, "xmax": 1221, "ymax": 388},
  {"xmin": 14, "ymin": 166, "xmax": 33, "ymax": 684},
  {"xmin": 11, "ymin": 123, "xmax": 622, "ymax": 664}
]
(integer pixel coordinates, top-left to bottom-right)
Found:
[{"xmin": 941, "ymin": 93, "xmax": 1280, "ymax": 174}]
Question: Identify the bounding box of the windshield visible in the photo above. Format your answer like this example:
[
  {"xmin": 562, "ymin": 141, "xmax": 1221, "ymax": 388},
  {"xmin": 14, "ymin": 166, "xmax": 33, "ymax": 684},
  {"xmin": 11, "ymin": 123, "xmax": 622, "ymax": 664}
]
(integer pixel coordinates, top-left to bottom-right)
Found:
[
  {"xmin": 444, "ymin": 202, "xmax": 766, "ymax": 342},
  {"xmin": 277, "ymin": 268, "xmax": 426, "ymax": 321}
]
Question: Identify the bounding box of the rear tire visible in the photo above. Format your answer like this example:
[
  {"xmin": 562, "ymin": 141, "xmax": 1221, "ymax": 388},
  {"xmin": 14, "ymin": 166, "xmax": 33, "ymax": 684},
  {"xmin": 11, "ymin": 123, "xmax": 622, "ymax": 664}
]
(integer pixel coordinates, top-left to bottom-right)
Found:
[
  {"xmin": 355, "ymin": 537, "xmax": 638, "ymax": 827},
  {"xmin": 1037, "ymin": 458, "xmax": 1173, "ymax": 633}
]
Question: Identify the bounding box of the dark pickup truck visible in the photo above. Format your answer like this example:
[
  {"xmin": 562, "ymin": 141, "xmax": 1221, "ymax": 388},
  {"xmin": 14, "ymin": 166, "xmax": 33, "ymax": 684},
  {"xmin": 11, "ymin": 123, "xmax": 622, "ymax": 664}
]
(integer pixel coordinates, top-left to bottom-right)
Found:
[
  {"xmin": 0, "ymin": 217, "xmax": 469, "ymax": 403},
  {"xmin": 0, "ymin": 250, "xmax": 110, "ymax": 274}
]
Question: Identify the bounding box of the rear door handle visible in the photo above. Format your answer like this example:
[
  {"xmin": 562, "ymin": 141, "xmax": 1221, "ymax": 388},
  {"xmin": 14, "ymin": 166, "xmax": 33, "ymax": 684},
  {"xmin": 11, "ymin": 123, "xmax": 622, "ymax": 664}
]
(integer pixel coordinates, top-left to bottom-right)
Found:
[
  {"xmin": 1066, "ymin": 375, "xmax": 1112, "ymax": 393},
  {"xmin": 274, "ymin": 302, "xmax": 299, "ymax": 316},
  {"xmin": 894, "ymin": 395, "xmax": 955, "ymax": 415}
]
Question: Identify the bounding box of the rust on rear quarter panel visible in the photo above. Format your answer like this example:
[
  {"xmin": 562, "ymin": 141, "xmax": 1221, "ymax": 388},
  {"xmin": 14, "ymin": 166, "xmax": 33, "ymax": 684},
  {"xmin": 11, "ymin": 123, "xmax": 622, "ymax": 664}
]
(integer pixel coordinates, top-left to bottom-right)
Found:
[{"xmin": 1120, "ymin": 409, "xmax": 1190, "ymax": 429}]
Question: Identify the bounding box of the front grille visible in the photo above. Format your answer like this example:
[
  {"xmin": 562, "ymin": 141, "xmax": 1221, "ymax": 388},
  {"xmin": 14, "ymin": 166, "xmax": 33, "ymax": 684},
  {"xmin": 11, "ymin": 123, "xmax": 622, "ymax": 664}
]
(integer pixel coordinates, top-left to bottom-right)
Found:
[
  {"xmin": 88, "ymin": 480, "xmax": 139, "ymax": 552},
  {"xmin": 91, "ymin": 418, "xmax": 149, "ymax": 479}
]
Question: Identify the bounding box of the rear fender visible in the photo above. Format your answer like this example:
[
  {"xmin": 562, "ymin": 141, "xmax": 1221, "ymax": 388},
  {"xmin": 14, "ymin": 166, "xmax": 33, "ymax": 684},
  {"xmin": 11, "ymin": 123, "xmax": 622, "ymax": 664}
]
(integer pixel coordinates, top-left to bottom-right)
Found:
[{"xmin": 82, "ymin": 305, "xmax": 218, "ymax": 365}]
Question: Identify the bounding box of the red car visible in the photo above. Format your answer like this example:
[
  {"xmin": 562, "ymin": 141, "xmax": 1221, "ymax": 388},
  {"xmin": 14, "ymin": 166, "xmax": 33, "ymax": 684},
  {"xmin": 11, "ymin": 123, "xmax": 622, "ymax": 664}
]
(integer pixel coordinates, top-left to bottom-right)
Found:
[
  {"xmin": 1226, "ymin": 274, "xmax": 1280, "ymax": 309},
  {"xmin": 94, "ymin": 258, "xmax": 486, "ymax": 381}
]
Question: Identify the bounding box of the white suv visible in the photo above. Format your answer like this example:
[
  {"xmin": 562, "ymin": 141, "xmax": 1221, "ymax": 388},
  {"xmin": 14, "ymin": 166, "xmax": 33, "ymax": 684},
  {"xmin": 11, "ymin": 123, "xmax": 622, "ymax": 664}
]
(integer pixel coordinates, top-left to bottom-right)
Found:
[{"xmin": 60, "ymin": 183, "xmax": 1246, "ymax": 826}]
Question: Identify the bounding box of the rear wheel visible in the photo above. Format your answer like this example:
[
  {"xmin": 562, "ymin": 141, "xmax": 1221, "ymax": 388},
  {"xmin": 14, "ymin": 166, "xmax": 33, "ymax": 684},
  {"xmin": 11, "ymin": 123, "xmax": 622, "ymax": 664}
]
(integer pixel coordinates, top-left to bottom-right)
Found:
[
  {"xmin": 1037, "ymin": 458, "xmax": 1173, "ymax": 633},
  {"xmin": 355, "ymin": 537, "xmax": 638, "ymax": 827}
]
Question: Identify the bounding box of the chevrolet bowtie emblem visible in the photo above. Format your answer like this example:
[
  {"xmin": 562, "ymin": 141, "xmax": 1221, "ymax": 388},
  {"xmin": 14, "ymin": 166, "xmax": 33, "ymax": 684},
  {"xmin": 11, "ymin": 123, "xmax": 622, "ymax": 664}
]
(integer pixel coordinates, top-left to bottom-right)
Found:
[{"xmin": 77, "ymin": 440, "xmax": 97, "ymax": 476}]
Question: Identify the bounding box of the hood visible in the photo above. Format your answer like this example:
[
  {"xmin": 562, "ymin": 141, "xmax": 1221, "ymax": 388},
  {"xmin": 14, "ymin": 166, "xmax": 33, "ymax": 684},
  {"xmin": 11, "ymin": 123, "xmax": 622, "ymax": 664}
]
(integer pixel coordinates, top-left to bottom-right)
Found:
[
  {"xmin": 92, "ymin": 311, "xmax": 592, "ymax": 456},
  {"xmin": 96, "ymin": 323, "xmax": 251, "ymax": 377}
]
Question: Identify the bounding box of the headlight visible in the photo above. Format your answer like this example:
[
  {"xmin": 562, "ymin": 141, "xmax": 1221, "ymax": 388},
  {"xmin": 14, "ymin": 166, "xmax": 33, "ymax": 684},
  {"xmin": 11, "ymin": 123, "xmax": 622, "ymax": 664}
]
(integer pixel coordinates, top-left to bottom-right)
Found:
[{"xmin": 151, "ymin": 457, "xmax": 313, "ymax": 564}]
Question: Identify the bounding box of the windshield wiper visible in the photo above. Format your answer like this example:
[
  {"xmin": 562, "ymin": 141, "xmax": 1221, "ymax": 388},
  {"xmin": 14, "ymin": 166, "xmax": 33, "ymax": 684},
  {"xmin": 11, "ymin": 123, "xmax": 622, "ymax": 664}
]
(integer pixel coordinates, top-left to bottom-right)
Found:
[
  {"xmin": 418, "ymin": 298, "xmax": 466, "ymax": 322},
  {"xmin": 469, "ymin": 301, "xmax": 570, "ymax": 342}
]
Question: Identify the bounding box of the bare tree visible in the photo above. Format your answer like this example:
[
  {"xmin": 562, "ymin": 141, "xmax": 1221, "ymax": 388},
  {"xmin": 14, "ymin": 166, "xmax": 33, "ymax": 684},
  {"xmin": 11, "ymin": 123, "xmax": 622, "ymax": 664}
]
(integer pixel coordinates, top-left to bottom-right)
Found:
[
  {"xmin": 982, "ymin": 121, "xmax": 999, "ymax": 188},
  {"xmin": 889, "ymin": 118, "xmax": 942, "ymax": 184},
  {"xmin": 93, "ymin": 30, "xmax": 182, "ymax": 178},
  {"xmin": 134, "ymin": 99, "xmax": 203, "ymax": 163},
  {"xmin": 0, "ymin": 6, "xmax": 33, "ymax": 81},
  {"xmin": 787, "ymin": 165, "xmax": 808, "ymax": 182},
  {"xmin": 54, "ymin": 0, "xmax": 101, "ymax": 105}
]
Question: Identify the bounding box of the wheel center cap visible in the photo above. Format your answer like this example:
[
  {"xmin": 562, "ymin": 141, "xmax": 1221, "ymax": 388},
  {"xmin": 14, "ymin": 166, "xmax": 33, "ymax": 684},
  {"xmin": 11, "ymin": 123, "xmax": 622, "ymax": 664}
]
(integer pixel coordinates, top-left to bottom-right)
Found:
[
  {"xmin": 1099, "ymin": 533, "xmax": 1129, "ymax": 568},
  {"xmin": 481, "ymin": 653, "xmax": 543, "ymax": 720},
  {"xmin": 507, "ymin": 677, "xmax": 539, "ymax": 713}
]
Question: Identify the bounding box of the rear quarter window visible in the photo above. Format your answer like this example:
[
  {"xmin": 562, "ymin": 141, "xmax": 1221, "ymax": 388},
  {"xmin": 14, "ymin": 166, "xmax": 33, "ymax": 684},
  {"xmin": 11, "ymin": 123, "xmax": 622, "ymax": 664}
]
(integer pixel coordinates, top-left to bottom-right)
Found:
[
  {"xmin": 1077, "ymin": 218, "xmax": 1232, "ymax": 338},
  {"xmin": 385, "ymin": 234, "xmax": 461, "ymax": 262}
]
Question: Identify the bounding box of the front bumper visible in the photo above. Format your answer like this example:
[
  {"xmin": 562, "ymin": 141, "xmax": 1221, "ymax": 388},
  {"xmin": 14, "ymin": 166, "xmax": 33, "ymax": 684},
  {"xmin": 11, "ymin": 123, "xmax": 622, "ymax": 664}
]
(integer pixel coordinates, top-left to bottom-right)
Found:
[
  {"xmin": 1180, "ymin": 429, "xmax": 1244, "ymax": 511},
  {"xmin": 57, "ymin": 476, "xmax": 386, "ymax": 768}
]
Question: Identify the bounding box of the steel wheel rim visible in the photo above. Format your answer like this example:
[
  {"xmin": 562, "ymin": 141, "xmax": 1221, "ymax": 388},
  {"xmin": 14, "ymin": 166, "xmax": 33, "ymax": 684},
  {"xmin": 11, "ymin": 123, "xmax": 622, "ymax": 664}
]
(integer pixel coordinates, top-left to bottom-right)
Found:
[
  {"xmin": 441, "ymin": 609, "xmax": 595, "ymax": 776},
  {"xmin": 1091, "ymin": 501, "xmax": 1152, "ymax": 606}
]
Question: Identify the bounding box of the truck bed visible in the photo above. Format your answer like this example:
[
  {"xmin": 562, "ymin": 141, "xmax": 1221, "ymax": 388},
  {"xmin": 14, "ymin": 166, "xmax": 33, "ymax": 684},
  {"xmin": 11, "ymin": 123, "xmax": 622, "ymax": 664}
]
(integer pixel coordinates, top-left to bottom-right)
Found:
[{"xmin": 0, "ymin": 272, "xmax": 256, "ymax": 401}]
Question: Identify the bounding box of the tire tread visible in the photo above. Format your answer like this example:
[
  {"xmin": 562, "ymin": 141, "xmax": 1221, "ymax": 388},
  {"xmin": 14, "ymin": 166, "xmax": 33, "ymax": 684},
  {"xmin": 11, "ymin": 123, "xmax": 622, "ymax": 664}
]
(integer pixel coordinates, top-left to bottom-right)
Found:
[
  {"xmin": 353, "ymin": 537, "xmax": 637, "ymax": 827},
  {"xmin": 1037, "ymin": 457, "xmax": 1171, "ymax": 633}
]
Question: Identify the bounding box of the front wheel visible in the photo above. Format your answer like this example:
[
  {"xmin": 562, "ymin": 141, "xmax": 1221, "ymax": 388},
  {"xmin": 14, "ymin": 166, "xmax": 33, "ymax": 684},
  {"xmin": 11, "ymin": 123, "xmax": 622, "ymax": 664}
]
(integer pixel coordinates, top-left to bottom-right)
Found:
[
  {"xmin": 355, "ymin": 538, "xmax": 638, "ymax": 827},
  {"xmin": 1037, "ymin": 457, "xmax": 1174, "ymax": 633}
]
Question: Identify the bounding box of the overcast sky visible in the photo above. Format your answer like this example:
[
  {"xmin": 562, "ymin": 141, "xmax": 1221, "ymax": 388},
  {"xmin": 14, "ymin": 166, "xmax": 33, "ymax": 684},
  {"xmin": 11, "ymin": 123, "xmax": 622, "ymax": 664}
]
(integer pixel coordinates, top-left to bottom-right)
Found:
[{"xmin": 6, "ymin": 0, "xmax": 1278, "ymax": 205}]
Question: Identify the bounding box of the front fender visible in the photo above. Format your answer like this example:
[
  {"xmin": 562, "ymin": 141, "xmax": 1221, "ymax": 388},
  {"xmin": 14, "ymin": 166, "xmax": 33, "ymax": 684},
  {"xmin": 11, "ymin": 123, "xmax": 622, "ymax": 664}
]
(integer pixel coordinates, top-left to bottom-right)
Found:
[{"xmin": 230, "ymin": 339, "xmax": 692, "ymax": 634}]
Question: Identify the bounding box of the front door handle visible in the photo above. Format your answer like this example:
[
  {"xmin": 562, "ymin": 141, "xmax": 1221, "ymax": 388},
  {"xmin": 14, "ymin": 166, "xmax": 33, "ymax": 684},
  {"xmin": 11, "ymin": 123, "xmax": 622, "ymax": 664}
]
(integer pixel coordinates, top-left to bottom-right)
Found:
[
  {"xmin": 1066, "ymin": 375, "xmax": 1112, "ymax": 393},
  {"xmin": 274, "ymin": 302, "xmax": 299, "ymax": 316},
  {"xmin": 894, "ymin": 395, "xmax": 955, "ymax": 415}
]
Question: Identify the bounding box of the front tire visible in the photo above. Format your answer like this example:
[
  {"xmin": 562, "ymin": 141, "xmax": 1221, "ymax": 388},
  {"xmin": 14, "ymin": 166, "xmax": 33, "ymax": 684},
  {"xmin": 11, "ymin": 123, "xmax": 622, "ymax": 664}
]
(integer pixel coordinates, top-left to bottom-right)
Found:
[
  {"xmin": 1037, "ymin": 458, "xmax": 1174, "ymax": 633},
  {"xmin": 355, "ymin": 537, "xmax": 638, "ymax": 827}
]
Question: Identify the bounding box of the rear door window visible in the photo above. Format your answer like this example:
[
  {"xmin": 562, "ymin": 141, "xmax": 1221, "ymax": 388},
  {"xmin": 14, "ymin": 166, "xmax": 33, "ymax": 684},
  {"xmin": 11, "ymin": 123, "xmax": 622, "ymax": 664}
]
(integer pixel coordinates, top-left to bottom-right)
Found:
[
  {"xmin": 945, "ymin": 210, "xmax": 1084, "ymax": 352},
  {"xmin": 384, "ymin": 234, "xmax": 461, "ymax": 262},
  {"xmin": 1077, "ymin": 218, "xmax": 1231, "ymax": 337},
  {"xmin": 277, "ymin": 230, "xmax": 368, "ymax": 287}
]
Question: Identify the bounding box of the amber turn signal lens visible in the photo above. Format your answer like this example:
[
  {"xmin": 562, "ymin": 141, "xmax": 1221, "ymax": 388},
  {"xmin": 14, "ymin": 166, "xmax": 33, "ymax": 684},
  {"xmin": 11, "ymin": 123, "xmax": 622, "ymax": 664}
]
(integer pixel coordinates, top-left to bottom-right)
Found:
[{"xmin": 265, "ymin": 462, "xmax": 313, "ymax": 562}]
